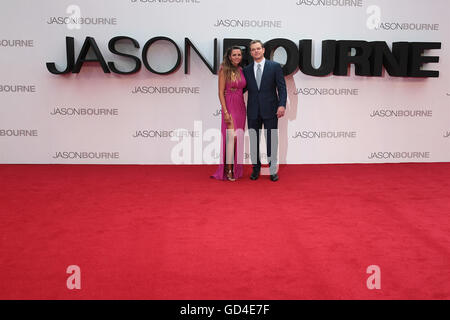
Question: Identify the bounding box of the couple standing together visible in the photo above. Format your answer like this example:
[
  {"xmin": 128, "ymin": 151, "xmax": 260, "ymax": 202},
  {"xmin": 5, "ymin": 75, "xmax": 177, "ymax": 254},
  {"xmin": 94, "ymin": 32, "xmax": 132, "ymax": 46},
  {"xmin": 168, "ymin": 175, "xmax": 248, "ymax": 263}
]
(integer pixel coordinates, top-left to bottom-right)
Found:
[{"xmin": 211, "ymin": 40, "xmax": 287, "ymax": 182}]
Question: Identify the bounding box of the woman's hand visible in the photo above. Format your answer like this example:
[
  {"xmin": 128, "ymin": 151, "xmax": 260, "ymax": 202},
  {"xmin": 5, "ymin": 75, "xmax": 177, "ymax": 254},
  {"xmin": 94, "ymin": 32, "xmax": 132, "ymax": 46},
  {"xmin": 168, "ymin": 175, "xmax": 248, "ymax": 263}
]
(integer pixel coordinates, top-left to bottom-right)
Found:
[{"xmin": 223, "ymin": 111, "xmax": 231, "ymax": 123}]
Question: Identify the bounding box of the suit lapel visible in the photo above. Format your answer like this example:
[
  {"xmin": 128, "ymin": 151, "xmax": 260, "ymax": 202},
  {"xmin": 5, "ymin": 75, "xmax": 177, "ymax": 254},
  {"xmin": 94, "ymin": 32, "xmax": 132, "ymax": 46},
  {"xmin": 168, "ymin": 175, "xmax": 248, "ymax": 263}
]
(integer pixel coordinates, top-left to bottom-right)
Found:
[
  {"xmin": 259, "ymin": 60, "xmax": 270, "ymax": 91},
  {"xmin": 247, "ymin": 62, "xmax": 258, "ymax": 90}
]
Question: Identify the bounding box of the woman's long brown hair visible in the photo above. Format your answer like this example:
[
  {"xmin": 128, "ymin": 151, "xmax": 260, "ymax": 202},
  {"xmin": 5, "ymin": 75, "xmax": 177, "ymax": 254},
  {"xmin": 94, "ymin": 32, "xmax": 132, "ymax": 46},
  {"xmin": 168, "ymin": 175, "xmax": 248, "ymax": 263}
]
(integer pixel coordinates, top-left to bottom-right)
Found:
[{"xmin": 221, "ymin": 46, "xmax": 243, "ymax": 83}]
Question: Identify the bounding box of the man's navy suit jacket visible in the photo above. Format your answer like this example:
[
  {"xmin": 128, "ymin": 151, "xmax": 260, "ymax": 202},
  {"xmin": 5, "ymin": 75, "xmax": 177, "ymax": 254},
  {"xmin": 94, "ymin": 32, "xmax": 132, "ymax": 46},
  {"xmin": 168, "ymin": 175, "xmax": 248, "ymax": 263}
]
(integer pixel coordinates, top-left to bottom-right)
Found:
[{"xmin": 243, "ymin": 60, "xmax": 287, "ymax": 120}]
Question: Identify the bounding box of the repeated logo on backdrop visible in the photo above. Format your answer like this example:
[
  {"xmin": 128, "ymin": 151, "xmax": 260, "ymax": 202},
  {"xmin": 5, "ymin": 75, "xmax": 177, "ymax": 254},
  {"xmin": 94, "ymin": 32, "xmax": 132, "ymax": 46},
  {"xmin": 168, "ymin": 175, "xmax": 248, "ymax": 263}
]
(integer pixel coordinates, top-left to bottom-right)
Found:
[{"xmin": 0, "ymin": 0, "xmax": 447, "ymax": 164}]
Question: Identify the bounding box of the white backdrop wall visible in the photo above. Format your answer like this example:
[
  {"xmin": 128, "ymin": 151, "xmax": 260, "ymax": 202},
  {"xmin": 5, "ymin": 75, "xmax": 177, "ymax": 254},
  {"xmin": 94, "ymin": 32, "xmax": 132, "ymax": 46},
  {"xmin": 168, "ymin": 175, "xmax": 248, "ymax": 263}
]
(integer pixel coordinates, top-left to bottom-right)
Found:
[{"xmin": 0, "ymin": 0, "xmax": 449, "ymax": 164}]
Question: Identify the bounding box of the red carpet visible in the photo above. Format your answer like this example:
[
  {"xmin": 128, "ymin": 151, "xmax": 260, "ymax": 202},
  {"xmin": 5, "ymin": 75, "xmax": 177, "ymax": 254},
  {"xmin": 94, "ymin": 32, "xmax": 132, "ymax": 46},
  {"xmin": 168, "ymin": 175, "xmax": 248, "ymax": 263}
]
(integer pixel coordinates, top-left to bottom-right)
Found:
[{"xmin": 0, "ymin": 163, "xmax": 449, "ymax": 300}]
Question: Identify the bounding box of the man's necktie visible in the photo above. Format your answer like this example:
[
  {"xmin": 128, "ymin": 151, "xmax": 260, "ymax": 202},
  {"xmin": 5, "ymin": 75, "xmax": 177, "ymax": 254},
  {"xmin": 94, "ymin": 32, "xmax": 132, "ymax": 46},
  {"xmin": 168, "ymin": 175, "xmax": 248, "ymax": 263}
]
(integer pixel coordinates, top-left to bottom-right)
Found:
[{"xmin": 256, "ymin": 64, "xmax": 262, "ymax": 90}]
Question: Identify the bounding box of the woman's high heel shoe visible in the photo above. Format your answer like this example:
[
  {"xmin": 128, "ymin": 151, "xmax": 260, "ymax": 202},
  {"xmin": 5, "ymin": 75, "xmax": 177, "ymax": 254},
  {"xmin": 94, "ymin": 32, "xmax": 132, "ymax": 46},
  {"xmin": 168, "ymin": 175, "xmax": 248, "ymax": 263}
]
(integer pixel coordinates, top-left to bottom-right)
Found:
[{"xmin": 226, "ymin": 169, "xmax": 235, "ymax": 181}]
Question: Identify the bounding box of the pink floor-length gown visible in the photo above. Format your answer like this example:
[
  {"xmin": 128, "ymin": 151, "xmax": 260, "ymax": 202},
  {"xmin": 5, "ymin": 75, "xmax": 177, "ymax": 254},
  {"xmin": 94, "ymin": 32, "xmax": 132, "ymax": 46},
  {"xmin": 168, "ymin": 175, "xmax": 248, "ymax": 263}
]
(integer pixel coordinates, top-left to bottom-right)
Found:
[{"xmin": 211, "ymin": 68, "xmax": 247, "ymax": 180}]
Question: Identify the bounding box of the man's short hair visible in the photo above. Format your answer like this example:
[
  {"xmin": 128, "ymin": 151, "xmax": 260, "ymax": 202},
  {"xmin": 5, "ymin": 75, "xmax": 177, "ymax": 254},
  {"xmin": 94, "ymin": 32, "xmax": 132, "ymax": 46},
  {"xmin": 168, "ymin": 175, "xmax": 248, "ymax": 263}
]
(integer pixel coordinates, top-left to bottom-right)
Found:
[{"xmin": 250, "ymin": 40, "xmax": 264, "ymax": 48}]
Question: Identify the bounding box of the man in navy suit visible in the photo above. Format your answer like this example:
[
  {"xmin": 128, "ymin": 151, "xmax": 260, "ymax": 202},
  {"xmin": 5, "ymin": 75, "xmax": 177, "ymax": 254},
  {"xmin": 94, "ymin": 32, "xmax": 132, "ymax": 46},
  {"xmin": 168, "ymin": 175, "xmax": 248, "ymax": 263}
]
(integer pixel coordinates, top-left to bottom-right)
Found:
[{"xmin": 243, "ymin": 40, "xmax": 287, "ymax": 181}]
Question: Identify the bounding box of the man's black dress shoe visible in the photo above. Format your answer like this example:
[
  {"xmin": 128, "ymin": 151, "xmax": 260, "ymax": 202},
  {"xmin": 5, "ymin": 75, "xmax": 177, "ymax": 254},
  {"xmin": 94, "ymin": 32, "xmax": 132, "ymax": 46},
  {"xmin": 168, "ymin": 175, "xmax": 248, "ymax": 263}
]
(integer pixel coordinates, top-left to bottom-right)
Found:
[
  {"xmin": 250, "ymin": 169, "xmax": 260, "ymax": 180},
  {"xmin": 270, "ymin": 173, "xmax": 279, "ymax": 182}
]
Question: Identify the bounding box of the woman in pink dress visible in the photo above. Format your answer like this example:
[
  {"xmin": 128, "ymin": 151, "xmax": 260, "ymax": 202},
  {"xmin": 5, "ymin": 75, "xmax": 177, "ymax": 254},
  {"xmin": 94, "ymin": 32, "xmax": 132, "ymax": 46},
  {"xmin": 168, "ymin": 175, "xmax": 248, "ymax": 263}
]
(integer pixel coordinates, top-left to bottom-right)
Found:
[{"xmin": 211, "ymin": 46, "xmax": 247, "ymax": 181}]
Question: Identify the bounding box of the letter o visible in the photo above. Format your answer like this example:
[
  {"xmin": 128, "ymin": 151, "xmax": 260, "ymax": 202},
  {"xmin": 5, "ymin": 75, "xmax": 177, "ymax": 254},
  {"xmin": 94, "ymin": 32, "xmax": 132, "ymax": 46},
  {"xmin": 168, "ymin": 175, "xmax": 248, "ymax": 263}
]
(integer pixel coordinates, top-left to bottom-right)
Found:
[
  {"xmin": 264, "ymin": 38, "xmax": 299, "ymax": 76},
  {"xmin": 142, "ymin": 37, "xmax": 182, "ymax": 75}
]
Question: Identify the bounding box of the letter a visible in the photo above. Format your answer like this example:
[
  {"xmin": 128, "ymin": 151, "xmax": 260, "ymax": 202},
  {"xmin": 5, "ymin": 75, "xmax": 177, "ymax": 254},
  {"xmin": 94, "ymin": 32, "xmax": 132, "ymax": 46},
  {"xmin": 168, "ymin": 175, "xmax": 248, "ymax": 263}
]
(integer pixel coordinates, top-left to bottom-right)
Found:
[
  {"xmin": 366, "ymin": 265, "xmax": 381, "ymax": 289},
  {"xmin": 66, "ymin": 265, "xmax": 81, "ymax": 290}
]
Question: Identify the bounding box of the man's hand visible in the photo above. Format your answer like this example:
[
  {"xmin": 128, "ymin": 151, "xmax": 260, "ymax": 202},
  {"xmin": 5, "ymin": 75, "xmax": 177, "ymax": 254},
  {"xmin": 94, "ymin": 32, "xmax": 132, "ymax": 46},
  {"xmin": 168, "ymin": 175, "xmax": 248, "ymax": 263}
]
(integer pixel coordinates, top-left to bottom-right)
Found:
[{"xmin": 276, "ymin": 106, "xmax": 286, "ymax": 118}]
